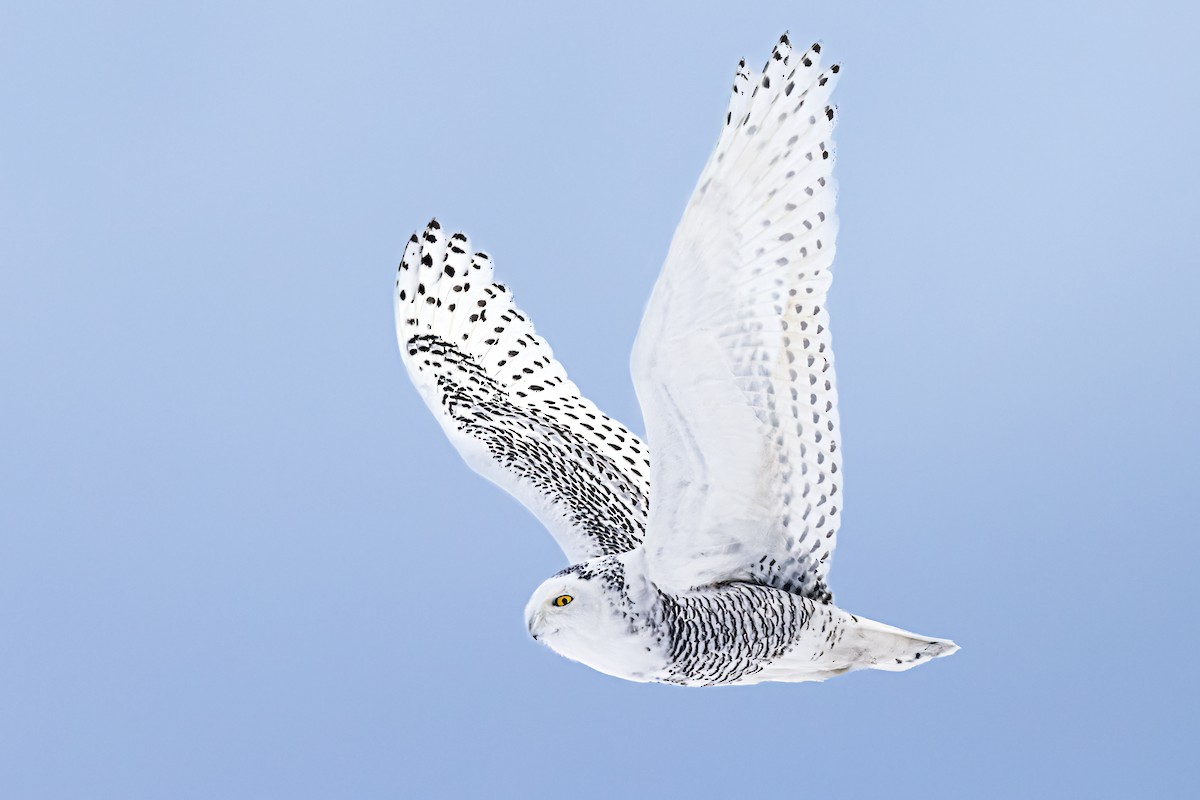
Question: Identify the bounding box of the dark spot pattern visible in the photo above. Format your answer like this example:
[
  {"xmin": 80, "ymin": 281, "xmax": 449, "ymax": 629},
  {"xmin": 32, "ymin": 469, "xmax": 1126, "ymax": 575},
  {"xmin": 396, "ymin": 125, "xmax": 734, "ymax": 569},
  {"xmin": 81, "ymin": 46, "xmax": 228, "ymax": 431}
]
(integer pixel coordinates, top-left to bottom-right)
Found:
[
  {"xmin": 397, "ymin": 221, "xmax": 649, "ymax": 560},
  {"xmin": 658, "ymin": 583, "xmax": 810, "ymax": 685},
  {"xmin": 647, "ymin": 34, "xmax": 842, "ymax": 603}
]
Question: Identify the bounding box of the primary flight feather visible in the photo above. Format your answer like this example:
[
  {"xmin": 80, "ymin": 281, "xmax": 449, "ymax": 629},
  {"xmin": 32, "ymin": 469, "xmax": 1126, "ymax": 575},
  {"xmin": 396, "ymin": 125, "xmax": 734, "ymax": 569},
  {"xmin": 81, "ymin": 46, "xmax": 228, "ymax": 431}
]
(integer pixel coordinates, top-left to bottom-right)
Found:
[{"xmin": 396, "ymin": 34, "xmax": 957, "ymax": 685}]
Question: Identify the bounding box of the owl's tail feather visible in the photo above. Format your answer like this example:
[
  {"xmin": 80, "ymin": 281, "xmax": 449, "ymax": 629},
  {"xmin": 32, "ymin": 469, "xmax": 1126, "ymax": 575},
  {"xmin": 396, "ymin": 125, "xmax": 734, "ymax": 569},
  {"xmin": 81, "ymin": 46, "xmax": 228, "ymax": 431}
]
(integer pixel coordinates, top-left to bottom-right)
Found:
[
  {"xmin": 749, "ymin": 605, "xmax": 957, "ymax": 683},
  {"xmin": 847, "ymin": 615, "xmax": 959, "ymax": 672}
]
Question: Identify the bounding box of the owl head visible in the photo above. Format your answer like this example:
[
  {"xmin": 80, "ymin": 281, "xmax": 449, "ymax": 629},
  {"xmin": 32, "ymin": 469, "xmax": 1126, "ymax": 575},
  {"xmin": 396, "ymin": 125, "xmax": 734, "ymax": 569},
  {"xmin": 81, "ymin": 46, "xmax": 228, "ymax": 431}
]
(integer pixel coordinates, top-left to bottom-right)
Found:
[{"xmin": 524, "ymin": 554, "xmax": 666, "ymax": 682}]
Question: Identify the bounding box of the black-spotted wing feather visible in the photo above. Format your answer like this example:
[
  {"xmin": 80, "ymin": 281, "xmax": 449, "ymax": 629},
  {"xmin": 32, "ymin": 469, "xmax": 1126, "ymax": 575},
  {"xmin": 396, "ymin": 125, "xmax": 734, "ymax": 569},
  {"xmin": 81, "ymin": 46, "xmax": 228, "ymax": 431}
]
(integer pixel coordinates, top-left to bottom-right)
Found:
[
  {"xmin": 632, "ymin": 38, "xmax": 843, "ymax": 600},
  {"xmin": 396, "ymin": 221, "xmax": 649, "ymax": 562}
]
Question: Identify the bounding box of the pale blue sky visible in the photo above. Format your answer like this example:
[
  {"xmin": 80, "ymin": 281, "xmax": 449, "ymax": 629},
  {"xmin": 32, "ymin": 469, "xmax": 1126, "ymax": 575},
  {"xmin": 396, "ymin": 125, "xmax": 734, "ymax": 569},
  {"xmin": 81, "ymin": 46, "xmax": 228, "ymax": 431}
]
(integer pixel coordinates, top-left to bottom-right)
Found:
[{"xmin": 2, "ymin": 1, "xmax": 1197, "ymax": 797}]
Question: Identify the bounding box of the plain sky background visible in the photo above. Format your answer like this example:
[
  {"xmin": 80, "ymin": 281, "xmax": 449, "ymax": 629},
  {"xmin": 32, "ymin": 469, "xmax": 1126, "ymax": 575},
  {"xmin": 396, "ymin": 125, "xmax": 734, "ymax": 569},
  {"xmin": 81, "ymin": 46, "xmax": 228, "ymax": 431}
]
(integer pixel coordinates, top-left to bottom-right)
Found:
[{"xmin": 2, "ymin": 1, "xmax": 1198, "ymax": 797}]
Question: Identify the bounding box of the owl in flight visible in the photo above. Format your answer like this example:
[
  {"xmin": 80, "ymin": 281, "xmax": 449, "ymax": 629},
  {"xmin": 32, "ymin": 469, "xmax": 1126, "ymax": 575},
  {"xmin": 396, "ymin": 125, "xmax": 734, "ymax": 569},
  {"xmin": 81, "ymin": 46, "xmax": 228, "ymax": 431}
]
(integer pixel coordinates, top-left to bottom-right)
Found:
[{"xmin": 396, "ymin": 34, "xmax": 957, "ymax": 685}]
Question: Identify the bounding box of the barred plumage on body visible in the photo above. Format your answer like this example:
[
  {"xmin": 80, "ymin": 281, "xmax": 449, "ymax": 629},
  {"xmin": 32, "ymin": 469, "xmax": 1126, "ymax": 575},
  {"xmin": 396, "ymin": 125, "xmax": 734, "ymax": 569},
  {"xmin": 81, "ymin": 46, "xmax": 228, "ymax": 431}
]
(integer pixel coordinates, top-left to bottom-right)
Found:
[
  {"xmin": 658, "ymin": 583, "xmax": 806, "ymax": 685},
  {"xmin": 396, "ymin": 34, "xmax": 957, "ymax": 685}
]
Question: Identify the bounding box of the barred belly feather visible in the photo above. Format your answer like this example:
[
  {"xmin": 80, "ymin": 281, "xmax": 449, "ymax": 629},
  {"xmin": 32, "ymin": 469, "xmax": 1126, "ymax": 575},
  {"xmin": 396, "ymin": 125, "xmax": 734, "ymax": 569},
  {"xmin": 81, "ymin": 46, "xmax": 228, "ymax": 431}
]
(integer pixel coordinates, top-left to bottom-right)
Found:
[{"xmin": 659, "ymin": 584, "xmax": 806, "ymax": 686}]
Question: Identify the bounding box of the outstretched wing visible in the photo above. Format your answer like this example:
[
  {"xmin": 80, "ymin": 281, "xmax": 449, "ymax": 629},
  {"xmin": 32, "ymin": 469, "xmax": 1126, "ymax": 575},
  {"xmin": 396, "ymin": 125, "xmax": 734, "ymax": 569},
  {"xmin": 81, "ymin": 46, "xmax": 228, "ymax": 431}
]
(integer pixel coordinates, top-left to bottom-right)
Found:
[
  {"xmin": 632, "ymin": 37, "xmax": 842, "ymax": 600},
  {"xmin": 397, "ymin": 221, "xmax": 649, "ymax": 562}
]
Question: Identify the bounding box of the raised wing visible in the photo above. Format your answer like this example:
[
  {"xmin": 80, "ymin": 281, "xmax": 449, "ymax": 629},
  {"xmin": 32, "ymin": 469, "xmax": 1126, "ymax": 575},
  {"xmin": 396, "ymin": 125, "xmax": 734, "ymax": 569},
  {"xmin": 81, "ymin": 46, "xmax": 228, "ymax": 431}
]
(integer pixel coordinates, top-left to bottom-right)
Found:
[
  {"xmin": 396, "ymin": 221, "xmax": 649, "ymax": 562},
  {"xmin": 632, "ymin": 37, "xmax": 841, "ymax": 600}
]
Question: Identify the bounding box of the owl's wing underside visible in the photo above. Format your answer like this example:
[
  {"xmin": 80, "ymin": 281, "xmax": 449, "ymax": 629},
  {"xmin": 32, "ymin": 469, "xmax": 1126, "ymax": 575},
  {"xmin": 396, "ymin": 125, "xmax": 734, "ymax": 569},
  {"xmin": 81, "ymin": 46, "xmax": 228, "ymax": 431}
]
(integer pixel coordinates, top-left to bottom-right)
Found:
[
  {"xmin": 632, "ymin": 37, "xmax": 842, "ymax": 600},
  {"xmin": 397, "ymin": 221, "xmax": 649, "ymax": 562}
]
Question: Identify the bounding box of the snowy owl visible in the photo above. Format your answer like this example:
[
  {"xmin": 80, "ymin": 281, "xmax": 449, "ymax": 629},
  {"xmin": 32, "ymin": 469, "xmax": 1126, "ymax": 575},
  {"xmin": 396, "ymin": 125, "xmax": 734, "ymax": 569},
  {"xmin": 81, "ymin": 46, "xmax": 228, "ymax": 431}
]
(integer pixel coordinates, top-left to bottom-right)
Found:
[{"xmin": 396, "ymin": 35, "xmax": 958, "ymax": 685}]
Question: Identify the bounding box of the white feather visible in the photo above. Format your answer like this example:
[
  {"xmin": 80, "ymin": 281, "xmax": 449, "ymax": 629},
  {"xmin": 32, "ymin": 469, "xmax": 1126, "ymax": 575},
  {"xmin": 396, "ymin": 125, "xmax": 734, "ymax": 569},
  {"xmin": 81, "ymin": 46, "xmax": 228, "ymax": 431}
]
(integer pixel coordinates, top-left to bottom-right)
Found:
[{"xmin": 632, "ymin": 39, "xmax": 844, "ymax": 598}]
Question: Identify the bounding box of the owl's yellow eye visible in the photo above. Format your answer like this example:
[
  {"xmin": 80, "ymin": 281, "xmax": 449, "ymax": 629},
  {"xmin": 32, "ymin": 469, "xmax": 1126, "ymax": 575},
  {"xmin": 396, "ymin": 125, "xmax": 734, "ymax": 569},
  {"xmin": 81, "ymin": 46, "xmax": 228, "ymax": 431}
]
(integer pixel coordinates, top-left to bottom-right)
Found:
[{"xmin": 553, "ymin": 594, "xmax": 574, "ymax": 607}]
